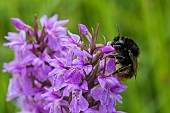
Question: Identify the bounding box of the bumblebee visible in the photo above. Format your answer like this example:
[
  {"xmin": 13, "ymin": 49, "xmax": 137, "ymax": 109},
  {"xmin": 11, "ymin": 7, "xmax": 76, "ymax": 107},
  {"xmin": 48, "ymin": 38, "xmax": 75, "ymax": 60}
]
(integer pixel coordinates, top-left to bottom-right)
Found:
[{"xmin": 111, "ymin": 33, "xmax": 139, "ymax": 82}]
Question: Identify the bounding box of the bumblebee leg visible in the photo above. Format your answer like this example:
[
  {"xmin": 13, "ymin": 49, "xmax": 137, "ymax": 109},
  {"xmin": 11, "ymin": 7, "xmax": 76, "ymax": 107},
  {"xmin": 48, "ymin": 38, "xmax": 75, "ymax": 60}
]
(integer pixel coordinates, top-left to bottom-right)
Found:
[
  {"xmin": 112, "ymin": 64, "xmax": 131, "ymax": 75},
  {"xmin": 111, "ymin": 64, "xmax": 132, "ymax": 81},
  {"xmin": 110, "ymin": 53, "xmax": 125, "ymax": 59}
]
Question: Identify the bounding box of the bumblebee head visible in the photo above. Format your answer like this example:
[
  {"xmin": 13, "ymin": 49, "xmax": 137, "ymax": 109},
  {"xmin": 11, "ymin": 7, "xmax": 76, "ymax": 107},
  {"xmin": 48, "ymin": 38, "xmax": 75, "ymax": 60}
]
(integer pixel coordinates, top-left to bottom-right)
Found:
[{"xmin": 111, "ymin": 36, "xmax": 125, "ymax": 51}]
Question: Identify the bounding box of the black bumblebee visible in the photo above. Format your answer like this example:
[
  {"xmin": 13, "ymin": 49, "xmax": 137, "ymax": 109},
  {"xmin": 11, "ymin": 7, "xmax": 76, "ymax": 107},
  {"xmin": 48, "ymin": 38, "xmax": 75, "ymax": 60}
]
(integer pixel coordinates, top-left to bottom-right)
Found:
[{"xmin": 111, "ymin": 33, "xmax": 139, "ymax": 82}]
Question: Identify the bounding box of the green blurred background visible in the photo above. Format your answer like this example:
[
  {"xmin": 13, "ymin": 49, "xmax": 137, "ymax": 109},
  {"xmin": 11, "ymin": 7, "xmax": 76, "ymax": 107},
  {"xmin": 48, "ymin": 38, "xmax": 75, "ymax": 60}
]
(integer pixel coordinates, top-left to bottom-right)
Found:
[{"xmin": 0, "ymin": 0, "xmax": 170, "ymax": 113}]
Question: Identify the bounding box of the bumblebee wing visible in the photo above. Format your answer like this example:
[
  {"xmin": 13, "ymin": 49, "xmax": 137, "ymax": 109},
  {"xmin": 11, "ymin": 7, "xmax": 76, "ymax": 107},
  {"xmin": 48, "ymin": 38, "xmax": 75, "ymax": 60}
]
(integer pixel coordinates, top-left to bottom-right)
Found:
[{"xmin": 128, "ymin": 50, "xmax": 138, "ymax": 78}]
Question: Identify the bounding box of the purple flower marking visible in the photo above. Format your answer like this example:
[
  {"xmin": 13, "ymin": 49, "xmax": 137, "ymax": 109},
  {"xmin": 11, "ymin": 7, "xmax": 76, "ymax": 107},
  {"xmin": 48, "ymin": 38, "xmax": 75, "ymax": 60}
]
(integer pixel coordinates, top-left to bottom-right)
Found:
[
  {"xmin": 4, "ymin": 31, "xmax": 26, "ymax": 50},
  {"xmin": 69, "ymin": 90, "xmax": 89, "ymax": 113},
  {"xmin": 91, "ymin": 76, "xmax": 127, "ymax": 112},
  {"xmin": 42, "ymin": 88, "xmax": 69, "ymax": 113}
]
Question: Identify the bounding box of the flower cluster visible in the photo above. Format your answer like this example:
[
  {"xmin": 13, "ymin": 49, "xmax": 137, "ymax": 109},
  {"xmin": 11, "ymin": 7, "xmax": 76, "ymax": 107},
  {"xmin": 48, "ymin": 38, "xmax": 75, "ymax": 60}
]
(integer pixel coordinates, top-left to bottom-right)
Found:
[{"xmin": 3, "ymin": 15, "xmax": 127, "ymax": 113}]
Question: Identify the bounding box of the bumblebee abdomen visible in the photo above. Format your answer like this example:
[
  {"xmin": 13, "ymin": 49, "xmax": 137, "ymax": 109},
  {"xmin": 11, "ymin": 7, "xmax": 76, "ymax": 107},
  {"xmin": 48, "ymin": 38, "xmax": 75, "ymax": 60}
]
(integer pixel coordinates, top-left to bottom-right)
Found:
[
  {"xmin": 124, "ymin": 38, "xmax": 139, "ymax": 57},
  {"xmin": 117, "ymin": 68, "xmax": 134, "ymax": 81}
]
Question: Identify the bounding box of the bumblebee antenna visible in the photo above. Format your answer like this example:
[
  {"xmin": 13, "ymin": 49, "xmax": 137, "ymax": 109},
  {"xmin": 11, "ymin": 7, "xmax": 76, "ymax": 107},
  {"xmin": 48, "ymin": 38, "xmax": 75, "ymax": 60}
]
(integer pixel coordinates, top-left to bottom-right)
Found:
[{"xmin": 116, "ymin": 24, "xmax": 120, "ymax": 37}]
